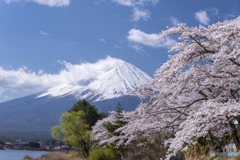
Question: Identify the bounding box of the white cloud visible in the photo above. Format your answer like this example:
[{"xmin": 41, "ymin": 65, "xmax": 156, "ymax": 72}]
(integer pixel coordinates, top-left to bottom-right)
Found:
[
  {"xmin": 39, "ymin": 31, "xmax": 51, "ymax": 35},
  {"xmin": 110, "ymin": 0, "xmax": 159, "ymax": 22},
  {"xmin": 0, "ymin": 89, "xmax": 5, "ymax": 96},
  {"xmin": 170, "ymin": 16, "xmax": 180, "ymax": 26},
  {"xmin": 194, "ymin": 10, "xmax": 210, "ymax": 25},
  {"xmin": 224, "ymin": 12, "xmax": 236, "ymax": 20},
  {"xmin": 4, "ymin": 0, "xmax": 20, "ymax": 3},
  {"xmin": 112, "ymin": 0, "xmax": 159, "ymax": 6},
  {"xmin": 94, "ymin": 1, "xmax": 100, "ymax": 5},
  {"xmin": 112, "ymin": 0, "xmax": 134, "ymax": 6},
  {"xmin": 117, "ymin": 40, "xmax": 123, "ymax": 43},
  {"xmin": 129, "ymin": 43, "xmax": 145, "ymax": 53},
  {"xmin": 132, "ymin": 7, "xmax": 150, "ymax": 22},
  {"xmin": 0, "ymin": 93, "xmax": 11, "ymax": 103},
  {"xmin": 211, "ymin": 7, "xmax": 219, "ymax": 15},
  {"xmin": 0, "ymin": 56, "xmax": 124, "ymax": 98},
  {"xmin": 4, "ymin": 0, "xmax": 70, "ymax": 7},
  {"xmin": 113, "ymin": 44, "xmax": 122, "ymax": 49},
  {"xmin": 38, "ymin": 69, "xmax": 44, "ymax": 74},
  {"xmin": 100, "ymin": 38, "xmax": 106, "ymax": 43},
  {"xmin": 127, "ymin": 29, "xmax": 176, "ymax": 49}
]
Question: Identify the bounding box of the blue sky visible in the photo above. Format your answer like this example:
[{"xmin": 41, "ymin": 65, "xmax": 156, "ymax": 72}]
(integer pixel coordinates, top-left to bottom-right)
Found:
[{"xmin": 0, "ymin": 0, "xmax": 239, "ymax": 102}]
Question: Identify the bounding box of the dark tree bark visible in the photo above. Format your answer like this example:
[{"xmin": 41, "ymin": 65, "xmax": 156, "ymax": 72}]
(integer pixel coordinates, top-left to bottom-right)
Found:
[{"xmin": 229, "ymin": 121, "xmax": 240, "ymax": 150}]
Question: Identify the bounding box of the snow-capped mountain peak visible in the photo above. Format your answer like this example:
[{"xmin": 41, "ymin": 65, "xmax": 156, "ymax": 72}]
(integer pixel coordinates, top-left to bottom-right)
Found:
[{"xmin": 36, "ymin": 62, "xmax": 152, "ymax": 101}]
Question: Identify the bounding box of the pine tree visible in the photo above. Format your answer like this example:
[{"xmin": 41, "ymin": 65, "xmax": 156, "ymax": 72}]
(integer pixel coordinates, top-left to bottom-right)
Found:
[{"xmin": 103, "ymin": 102, "xmax": 128, "ymax": 157}]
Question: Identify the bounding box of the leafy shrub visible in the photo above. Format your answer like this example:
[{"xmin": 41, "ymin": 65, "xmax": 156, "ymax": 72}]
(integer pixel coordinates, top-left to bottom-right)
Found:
[{"xmin": 88, "ymin": 147, "xmax": 117, "ymax": 160}]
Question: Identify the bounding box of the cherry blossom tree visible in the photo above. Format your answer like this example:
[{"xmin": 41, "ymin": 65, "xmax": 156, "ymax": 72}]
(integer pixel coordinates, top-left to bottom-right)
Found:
[
  {"xmin": 92, "ymin": 109, "xmax": 135, "ymax": 146},
  {"xmin": 93, "ymin": 16, "xmax": 240, "ymax": 160}
]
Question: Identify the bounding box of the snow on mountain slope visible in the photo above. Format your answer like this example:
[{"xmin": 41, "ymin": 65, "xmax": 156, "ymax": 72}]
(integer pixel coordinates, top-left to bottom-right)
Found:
[{"xmin": 36, "ymin": 62, "xmax": 152, "ymax": 101}]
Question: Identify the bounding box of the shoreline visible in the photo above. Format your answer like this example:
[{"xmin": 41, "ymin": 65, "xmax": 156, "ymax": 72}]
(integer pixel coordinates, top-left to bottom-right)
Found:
[{"xmin": 2, "ymin": 148, "xmax": 69, "ymax": 152}]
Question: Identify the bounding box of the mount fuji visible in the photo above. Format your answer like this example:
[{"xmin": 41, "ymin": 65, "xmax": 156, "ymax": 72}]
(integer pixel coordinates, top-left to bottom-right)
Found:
[
  {"xmin": 0, "ymin": 62, "xmax": 152, "ymax": 138},
  {"xmin": 36, "ymin": 62, "xmax": 152, "ymax": 102}
]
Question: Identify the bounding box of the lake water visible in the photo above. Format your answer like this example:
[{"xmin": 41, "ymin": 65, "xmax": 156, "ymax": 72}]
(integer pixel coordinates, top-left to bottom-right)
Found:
[{"xmin": 0, "ymin": 150, "xmax": 49, "ymax": 160}]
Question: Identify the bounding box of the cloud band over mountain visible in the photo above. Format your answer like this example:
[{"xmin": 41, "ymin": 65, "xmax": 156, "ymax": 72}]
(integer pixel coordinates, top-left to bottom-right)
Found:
[{"xmin": 0, "ymin": 56, "xmax": 124, "ymax": 101}]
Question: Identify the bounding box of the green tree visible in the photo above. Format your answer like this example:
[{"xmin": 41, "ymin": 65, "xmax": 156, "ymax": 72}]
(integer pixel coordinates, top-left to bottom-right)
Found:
[
  {"xmin": 52, "ymin": 110, "xmax": 92, "ymax": 158},
  {"xmin": 68, "ymin": 99, "xmax": 108, "ymax": 129},
  {"xmin": 103, "ymin": 103, "xmax": 128, "ymax": 157}
]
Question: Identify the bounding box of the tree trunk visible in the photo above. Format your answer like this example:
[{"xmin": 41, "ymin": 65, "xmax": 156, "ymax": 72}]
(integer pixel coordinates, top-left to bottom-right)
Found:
[
  {"xmin": 208, "ymin": 130, "xmax": 222, "ymax": 151},
  {"xmin": 229, "ymin": 121, "xmax": 240, "ymax": 150},
  {"xmin": 81, "ymin": 140, "xmax": 89, "ymax": 158}
]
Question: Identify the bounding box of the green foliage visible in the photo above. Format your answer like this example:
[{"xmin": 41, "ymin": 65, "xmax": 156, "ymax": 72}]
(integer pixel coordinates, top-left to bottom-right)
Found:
[
  {"xmin": 88, "ymin": 147, "xmax": 117, "ymax": 160},
  {"xmin": 52, "ymin": 99, "xmax": 107, "ymax": 158},
  {"xmin": 136, "ymin": 136, "xmax": 148, "ymax": 142},
  {"xmin": 103, "ymin": 103, "xmax": 127, "ymax": 137},
  {"xmin": 51, "ymin": 110, "xmax": 92, "ymax": 158},
  {"xmin": 68, "ymin": 99, "xmax": 108, "ymax": 129},
  {"xmin": 103, "ymin": 103, "xmax": 128, "ymax": 154},
  {"xmin": 28, "ymin": 142, "xmax": 40, "ymax": 148},
  {"xmin": 197, "ymin": 136, "xmax": 208, "ymax": 147}
]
